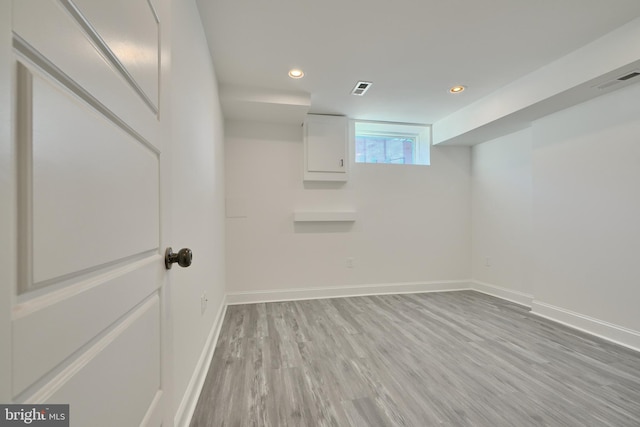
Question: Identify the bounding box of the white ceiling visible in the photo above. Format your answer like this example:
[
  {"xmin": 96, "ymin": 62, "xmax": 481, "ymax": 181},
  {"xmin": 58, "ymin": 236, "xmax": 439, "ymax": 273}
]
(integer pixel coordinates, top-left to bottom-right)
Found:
[{"xmin": 196, "ymin": 0, "xmax": 640, "ymax": 125}]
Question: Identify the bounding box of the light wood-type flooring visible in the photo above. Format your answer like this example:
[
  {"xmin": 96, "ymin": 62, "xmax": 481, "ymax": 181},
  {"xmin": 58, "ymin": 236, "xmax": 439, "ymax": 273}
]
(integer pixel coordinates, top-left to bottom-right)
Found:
[{"xmin": 190, "ymin": 291, "xmax": 640, "ymax": 426}]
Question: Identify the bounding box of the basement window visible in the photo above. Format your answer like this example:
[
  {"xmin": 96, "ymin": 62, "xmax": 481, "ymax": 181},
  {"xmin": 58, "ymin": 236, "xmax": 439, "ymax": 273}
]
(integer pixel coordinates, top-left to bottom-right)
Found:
[{"xmin": 354, "ymin": 121, "xmax": 430, "ymax": 165}]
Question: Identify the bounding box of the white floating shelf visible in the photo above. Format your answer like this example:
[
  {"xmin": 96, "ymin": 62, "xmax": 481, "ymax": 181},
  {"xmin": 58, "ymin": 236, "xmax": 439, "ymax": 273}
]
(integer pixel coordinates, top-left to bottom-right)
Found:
[{"xmin": 293, "ymin": 211, "xmax": 356, "ymax": 222}]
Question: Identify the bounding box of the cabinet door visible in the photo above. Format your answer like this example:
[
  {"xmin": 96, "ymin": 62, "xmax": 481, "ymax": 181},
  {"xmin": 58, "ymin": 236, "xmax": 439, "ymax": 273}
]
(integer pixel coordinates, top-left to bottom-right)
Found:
[{"xmin": 304, "ymin": 115, "xmax": 348, "ymax": 181}]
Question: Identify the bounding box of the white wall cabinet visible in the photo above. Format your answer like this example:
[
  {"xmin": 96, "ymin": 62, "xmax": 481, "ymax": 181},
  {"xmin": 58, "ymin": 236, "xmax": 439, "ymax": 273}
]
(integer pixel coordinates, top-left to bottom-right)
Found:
[{"xmin": 303, "ymin": 114, "xmax": 348, "ymax": 181}]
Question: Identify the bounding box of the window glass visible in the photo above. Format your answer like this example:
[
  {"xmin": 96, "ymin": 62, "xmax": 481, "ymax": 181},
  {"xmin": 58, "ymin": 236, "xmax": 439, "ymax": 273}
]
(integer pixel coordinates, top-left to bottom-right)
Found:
[
  {"xmin": 355, "ymin": 136, "xmax": 416, "ymax": 164},
  {"xmin": 354, "ymin": 121, "xmax": 430, "ymax": 165}
]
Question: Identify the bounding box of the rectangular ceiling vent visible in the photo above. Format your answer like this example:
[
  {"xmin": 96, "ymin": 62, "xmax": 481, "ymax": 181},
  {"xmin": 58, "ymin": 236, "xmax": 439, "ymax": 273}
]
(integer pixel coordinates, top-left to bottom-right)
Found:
[
  {"xmin": 595, "ymin": 69, "xmax": 640, "ymax": 90},
  {"xmin": 351, "ymin": 81, "xmax": 372, "ymax": 96},
  {"xmin": 617, "ymin": 71, "xmax": 640, "ymax": 81}
]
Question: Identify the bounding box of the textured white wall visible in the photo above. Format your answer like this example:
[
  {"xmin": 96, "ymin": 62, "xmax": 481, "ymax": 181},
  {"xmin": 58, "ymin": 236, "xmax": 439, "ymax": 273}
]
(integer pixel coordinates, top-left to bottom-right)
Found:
[
  {"xmin": 225, "ymin": 121, "xmax": 471, "ymax": 293},
  {"xmin": 471, "ymin": 128, "xmax": 533, "ymax": 294},
  {"xmin": 169, "ymin": 0, "xmax": 226, "ymax": 420},
  {"xmin": 472, "ymin": 82, "xmax": 640, "ymax": 332}
]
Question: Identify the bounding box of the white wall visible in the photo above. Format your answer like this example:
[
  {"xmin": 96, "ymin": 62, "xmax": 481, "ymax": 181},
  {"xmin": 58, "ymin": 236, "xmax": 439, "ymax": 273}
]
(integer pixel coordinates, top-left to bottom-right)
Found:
[
  {"xmin": 169, "ymin": 0, "xmax": 226, "ymax": 423},
  {"xmin": 471, "ymin": 128, "xmax": 533, "ymax": 296},
  {"xmin": 225, "ymin": 121, "xmax": 471, "ymax": 293},
  {"xmin": 472, "ymin": 82, "xmax": 640, "ymax": 333},
  {"xmin": 532, "ymin": 83, "xmax": 640, "ymax": 332}
]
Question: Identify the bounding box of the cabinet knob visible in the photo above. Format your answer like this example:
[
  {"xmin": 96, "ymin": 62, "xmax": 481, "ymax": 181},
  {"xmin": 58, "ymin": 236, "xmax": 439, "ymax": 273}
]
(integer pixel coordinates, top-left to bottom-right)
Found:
[{"xmin": 340, "ymin": 159, "xmax": 344, "ymax": 167}]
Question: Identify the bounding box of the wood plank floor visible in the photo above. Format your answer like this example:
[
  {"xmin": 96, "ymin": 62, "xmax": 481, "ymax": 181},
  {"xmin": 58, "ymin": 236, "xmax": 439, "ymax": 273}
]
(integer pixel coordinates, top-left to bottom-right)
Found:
[{"xmin": 190, "ymin": 291, "xmax": 640, "ymax": 426}]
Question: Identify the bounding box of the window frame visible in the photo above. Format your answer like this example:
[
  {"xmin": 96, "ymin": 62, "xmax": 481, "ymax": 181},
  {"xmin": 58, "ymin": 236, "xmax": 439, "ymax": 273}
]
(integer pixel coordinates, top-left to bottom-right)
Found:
[{"xmin": 352, "ymin": 120, "xmax": 431, "ymax": 166}]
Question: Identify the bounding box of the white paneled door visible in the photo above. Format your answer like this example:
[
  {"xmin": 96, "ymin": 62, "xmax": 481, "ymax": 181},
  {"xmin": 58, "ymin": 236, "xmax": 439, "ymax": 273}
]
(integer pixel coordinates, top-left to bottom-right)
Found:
[{"xmin": 2, "ymin": 1, "xmax": 169, "ymax": 425}]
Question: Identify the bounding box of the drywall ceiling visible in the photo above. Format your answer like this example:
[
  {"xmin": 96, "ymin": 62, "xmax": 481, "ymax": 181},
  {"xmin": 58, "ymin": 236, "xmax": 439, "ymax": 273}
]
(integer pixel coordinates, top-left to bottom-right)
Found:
[{"xmin": 196, "ymin": 0, "xmax": 640, "ymax": 125}]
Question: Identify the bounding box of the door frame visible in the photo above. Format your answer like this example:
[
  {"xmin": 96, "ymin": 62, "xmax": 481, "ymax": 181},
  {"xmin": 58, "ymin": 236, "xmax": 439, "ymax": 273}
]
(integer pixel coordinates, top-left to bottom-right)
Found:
[
  {"xmin": 156, "ymin": 0, "xmax": 175, "ymax": 424},
  {"xmin": 0, "ymin": 0, "xmax": 14, "ymax": 405}
]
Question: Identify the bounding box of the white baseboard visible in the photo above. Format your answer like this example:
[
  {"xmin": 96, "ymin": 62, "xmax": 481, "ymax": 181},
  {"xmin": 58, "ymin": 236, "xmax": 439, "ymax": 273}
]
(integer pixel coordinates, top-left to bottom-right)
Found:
[
  {"xmin": 174, "ymin": 295, "xmax": 228, "ymax": 427},
  {"xmin": 226, "ymin": 280, "xmax": 472, "ymax": 305},
  {"xmin": 531, "ymin": 300, "xmax": 640, "ymax": 353},
  {"xmin": 469, "ymin": 280, "xmax": 640, "ymax": 353},
  {"xmin": 471, "ymin": 280, "xmax": 534, "ymax": 308}
]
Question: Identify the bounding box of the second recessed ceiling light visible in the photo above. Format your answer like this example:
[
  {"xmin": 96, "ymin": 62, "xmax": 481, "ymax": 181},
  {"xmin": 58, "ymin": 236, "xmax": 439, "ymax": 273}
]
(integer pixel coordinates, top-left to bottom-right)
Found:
[{"xmin": 288, "ymin": 69, "xmax": 304, "ymax": 79}]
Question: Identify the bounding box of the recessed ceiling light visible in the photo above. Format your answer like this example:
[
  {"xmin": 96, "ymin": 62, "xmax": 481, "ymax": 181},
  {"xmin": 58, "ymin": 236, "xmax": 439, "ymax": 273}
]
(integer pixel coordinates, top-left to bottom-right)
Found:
[
  {"xmin": 288, "ymin": 69, "xmax": 304, "ymax": 79},
  {"xmin": 449, "ymin": 85, "xmax": 465, "ymax": 94}
]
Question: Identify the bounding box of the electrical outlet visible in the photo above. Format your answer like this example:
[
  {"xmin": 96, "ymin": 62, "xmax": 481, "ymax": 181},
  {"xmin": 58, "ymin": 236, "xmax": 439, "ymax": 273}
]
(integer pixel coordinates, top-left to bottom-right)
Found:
[
  {"xmin": 346, "ymin": 257, "xmax": 355, "ymax": 268},
  {"xmin": 200, "ymin": 292, "xmax": 208, "ymax": 315},
  {"xmin": 485, "ymin": 257, "xmax": 491, "ymax": 267}
]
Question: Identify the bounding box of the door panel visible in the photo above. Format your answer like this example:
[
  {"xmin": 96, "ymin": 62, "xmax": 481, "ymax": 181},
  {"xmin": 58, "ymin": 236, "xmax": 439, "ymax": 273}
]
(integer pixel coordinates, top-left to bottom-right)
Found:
[
  {"xmin": 13, "ymin": 0, "xmax": 160, "ymax": 145},
  {"xmin": 13, "ymin": 257, "xmax": 160, "ymax": 395},
  {"xmin": 43, "ymin": 297, "xmax": 161, "ymax": 427},
  {"xmin": 9, "ymin": 1, "xmax": 166, "ymax": 425},
  {"xmin": 29, "ymin": 67, "xmax": 159, "ymax": 284},
  {"xmin": 68, "ymin": 0, "xmax": 159, "ymax": 108}
]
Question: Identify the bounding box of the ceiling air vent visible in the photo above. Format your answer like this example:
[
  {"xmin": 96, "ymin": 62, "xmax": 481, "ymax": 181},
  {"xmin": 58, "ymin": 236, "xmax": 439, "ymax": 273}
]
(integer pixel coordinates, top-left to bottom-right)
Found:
[
  {"xmin": 595, "ymin": 69, "xmax": 640, "ymax": 90},
  {"xmin": 617, "ymin": 71, "xmax": 640, "ymax": 81},
  {"xmin": 351, "ymin": 81, "xmax": 372, "ymax": 96}
]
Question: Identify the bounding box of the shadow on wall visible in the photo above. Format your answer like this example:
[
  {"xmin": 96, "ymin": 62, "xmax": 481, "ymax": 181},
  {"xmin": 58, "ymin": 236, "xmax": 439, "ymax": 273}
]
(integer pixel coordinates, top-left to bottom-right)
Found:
[
  {"xmin": 303, "ymin": 181, "xmax": 345, "ymax": 190},
  {"xmin": 293, "ymin": 222, "xmax": 355, "ymax": 234}
]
